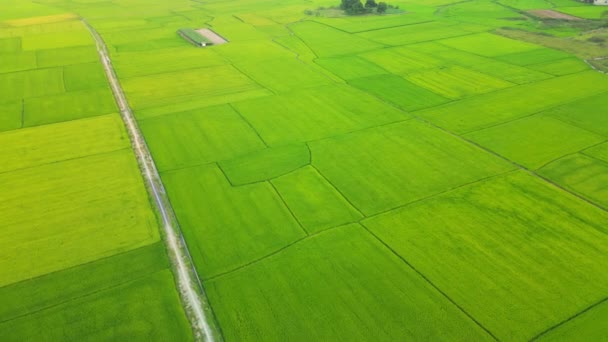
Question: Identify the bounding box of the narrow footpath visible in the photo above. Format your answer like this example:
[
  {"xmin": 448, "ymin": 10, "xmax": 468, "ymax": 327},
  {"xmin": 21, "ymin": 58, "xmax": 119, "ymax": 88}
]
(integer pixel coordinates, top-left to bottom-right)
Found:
[{"xmin": 83, "ymin": 19, "xmax": 221, "ymax": 342}]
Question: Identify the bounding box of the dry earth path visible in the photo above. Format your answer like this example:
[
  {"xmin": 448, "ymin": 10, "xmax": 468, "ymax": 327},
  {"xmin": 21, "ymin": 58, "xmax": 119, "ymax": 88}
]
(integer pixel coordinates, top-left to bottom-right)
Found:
[{"xmin": 83, "ymin": 19, "xmax": 220, "ymax": 342}]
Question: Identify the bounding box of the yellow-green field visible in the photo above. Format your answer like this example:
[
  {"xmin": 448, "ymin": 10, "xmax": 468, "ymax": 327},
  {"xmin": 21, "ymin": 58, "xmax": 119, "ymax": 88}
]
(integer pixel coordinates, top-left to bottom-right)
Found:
[{"xmin": 2, "ymin": 0, "xmax": 608, "ymax": 340}]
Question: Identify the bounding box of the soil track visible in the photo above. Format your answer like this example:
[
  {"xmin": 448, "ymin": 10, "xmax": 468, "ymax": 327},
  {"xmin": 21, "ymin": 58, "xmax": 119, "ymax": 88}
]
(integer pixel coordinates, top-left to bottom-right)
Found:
[
  {"xmin": 528, "ymin": 9, "xmax": 581, "ymax": 21},
  {"xmin": 83, "ymin": 19, "xmax": 220, "ymax": 342}
]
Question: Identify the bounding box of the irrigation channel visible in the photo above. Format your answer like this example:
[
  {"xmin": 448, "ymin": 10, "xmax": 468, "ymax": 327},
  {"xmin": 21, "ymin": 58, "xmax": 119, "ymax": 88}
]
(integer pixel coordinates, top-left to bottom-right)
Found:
[{"xmin": 83, "ymin": 19, "xmax": 221, "ymax": 342}]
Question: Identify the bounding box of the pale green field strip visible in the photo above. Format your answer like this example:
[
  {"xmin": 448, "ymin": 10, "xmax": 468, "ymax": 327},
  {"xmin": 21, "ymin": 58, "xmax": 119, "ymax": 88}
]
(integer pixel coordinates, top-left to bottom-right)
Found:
[
  {"xmin": 363, "ymin": 171, "xmax": 608, "ymax": 340},
  {"xmin": 1, "ymin": 270, "xmax": 193, "ymax": 341},
  {"xmin": 584, "ymin": 142, "xmax": 608, "ymax": 163},
  {"xmin": 0, "ymin": 243, "xmax": 168, "ymax": 322},
  {"xmin": 0, "ymin": 51, "xmax": 37, "ymax": 73},
  {"xmin": 542, "ymin": 92, "xmax": 608, "ymax": 137},
  {"xmin": 114, "ymin": 38, "xmax": 188, "ymax": 53},
  {"xmin": 162, "ymin": 163, "xmax": 305, "ymax": 278},
  {"xmin": 464, "ymin": 116, "xmax": 605, "ymax": 169},
  {"xmin": 63, "ymin": 62, "xmax": 108, "ymax": 91},
  {"xmin": 139, "ymin": 104, "xmax": 266, "ymax": 172},
  {"xmin": 358, "ymin": 47, "xmax": 444, "ymax": 75},
  {"xmin": 205, "ymin": 223, "xmax": 492, "ymax": 341},
  {"xmin": 539, "ymin": 153, "xmax": 608, "ymax": 209},
  {"xmin": 21, "ymin": 28, "xmax": 94, "ymax": 50},
  {"xmin": 537, "ymin": 298, "xmax": 608, "ymax": 341},
  {"xmin": 271, "ymin": 166, "xmax": 363, "ymax": 233},
  {"xmin": 349, "ymin": 74, "xmax": 450, "ymax": 111},
  {"xmin": 0, "ymin": 114, "xmax": 127, "ymax": 173},
  {"xmin": 0, "ymin": 67, "xmax": 64, "ymax": 101},
  {"xmin": 213, "ymin": 40, "xmax": 294, "ymax": 63},
  {"xmin": 289, "ymin": 21, "xmax": 383, "ymax": 57},
  {"xmin": 235, "ymin": 57, "xmax": 333, "ymax": 93},
  {"xmin": 219, "ymin": 144, "xmax": 310, "ymax": 186},
  {"xmin": 498, "ymin": 0, "xmax": 555, "ymax": 10},
  {"xmin": 232, "ymin": 84, "xmax": 407, "ymax": 146},
  {"xmin": 0, "ymin": 149, "xmax": 159, "ymax": 287},
  {"xmin": 313, "ymin": 12, "xmax": 433, "ymax": 33},
  {"xmin": 309, "ymin": 120, "xmax": 515, "ymax": 215},
  {"xmin": 121, "ymin": 64, "xmax": 261, "ymax": 110},
  {"xmin": 409, "ymin": 41, "xmax": 554, "ymax": 84},
  {"xmin": 495, "ymin": 48, "xmax": 572, "ymax": 66},
  {"xmin": 35, "ymin": 45, "xmax": 99, "ymax": 68},
  {"xmin": 556, "ymin": 5, "xmax": 608, "ymax": 19},
  {"xmin": 415, "ymin": 71, "xmax": 608, "ymax": 134},
  {"xmin": 273, "ymin": 34, "xmax": 317, "ymax": 61},
  {"xmin": 403, "ymin": 65, "xmax": 515, "ymax": 100},
  {"xmin": 23, "ymin": 86, "xmax": 117, "ymax": 127},
  {"xmin": 0, "ymin": 36, "xmax": 20, "ymax": 52}
]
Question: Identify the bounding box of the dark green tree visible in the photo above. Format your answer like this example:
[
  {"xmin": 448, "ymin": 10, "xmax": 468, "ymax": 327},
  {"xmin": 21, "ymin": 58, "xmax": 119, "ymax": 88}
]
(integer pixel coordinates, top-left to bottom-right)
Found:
[
  {"xmin": 377, "ymin": 1, "xmax": 388, "ymax": 13},
  {"xmin": 365, "ymin": 0, "xmax": 378, "ymax": 8}
]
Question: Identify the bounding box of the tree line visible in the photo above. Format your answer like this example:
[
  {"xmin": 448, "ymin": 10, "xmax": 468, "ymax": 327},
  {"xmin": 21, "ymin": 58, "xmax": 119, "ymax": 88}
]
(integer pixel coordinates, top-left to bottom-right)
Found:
[{"xmin": 340, "ymin": 0, "xmax": 394, "ymax": 15}]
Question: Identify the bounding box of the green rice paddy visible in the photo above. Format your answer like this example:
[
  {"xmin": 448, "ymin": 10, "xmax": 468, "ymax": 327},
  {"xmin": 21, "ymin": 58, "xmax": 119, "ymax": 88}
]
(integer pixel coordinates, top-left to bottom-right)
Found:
[{"xmin": 2, "ymin": 0, "xmax": 608, "ymax": 340}]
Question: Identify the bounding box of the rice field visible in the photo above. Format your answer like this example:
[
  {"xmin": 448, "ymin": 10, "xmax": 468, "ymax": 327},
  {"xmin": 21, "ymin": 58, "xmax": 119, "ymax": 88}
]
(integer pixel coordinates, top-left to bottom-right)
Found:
[{"xmin": 2, "ymin": 0, "xmax": 608, "ymax": 340}]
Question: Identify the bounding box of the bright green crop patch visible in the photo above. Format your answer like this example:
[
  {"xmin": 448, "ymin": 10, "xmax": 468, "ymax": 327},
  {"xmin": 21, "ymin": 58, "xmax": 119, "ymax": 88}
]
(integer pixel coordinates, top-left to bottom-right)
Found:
[
  {"xmin": 537, "ymin": 299, "xmax": 608, "ymax": 341},
  {"xmin": 0, "ymin": 67, "xmax": 64, "ymax": 101},
  {"xmin": 0, "ymin": 100, "xmax": 22, "ymax": 132},
  {"xmin": 274, "ymin": 35, "xmax": 317, "ymax": 61},
  {"xmin": 162, "ymin": 164, "xmax": 305, "ymax": 278},
  {"xmin": 289, "ymin": 21, "xmax": 382, "ymax": 57},
  {"xmin": 416, "ymin": 71, "xmax": 608, "ymax": 134},
  {"xmin": 24, "ymin": 87, "xmax": 116, "ymax": 126},
  {"xmin": 0, "ymin": 149, "xmax": 158, "ymax": 287},
  {"xmin": 495, "ymin": 48, "xmax": 571, "ymax": 66},
  {"xmin": 214, "ymin": 40, "xmax": 294, "ymax": 63},
  {"xmin": 359, "ymin": 47, "xmax": 443, "ymax": 75},
  {"xmin": 465, "ymin": 116, "xmax": 604, "ymax": 169},
  {"xmin": 310, "ymin": 120, "xmax": 514, "ymax": 215},
  {"xmin": 235, "ymin": 57, "xmax": 332, "ymax": 93},
  {"xmin": 35, "ymin": 45, "xmax": 99, "ymax": 68},
  {"xmin": 0, "ymin": 270, "xmax": 193, "ymax": 341},
  {"xmin": 63, "ymin": 62, "xmax": 108, "ymax": 91},
  {"xmin": 527, "ymin": 57, "xmax": 590, "ymax": 76},
  {"xmin": 0, "ymin": 114, "xmax": 127, "ymax": 173},
  {"xmin": 232, "ymin": 84, "xmax": 407, "ymax": 146},
  {"xmin": 219, "ymin": 144, "xmax": 310, "ymax": 185},
  {"xmin": 585, "ymin": 142, "xmax": 608, "ymax": 163},
  {"xmin": 357, "ymin": 21, "xmax": 473, "ymax": 46},
  {"xmin": 557, "ymin": 6, "xmax": 608, "ymax": 19},
  {"xmin": 363, "ymin": 171, "xmax": 608, "ymax": 340},
  {"xmin": 205, "ymin": 224, "xmax": 492, "ymax": 341},
  {"xmin": 315, "ymin": 56, "xmax": 387, "ymax": 80},
  {"xmin": 0, "ymin": 37, "xmax": 20, "ymax": 52},
  {"xmin": 438, "ymin": 32, "xmax": 540, "ymax": 57},
  {"xmin": 139, "ymin": 104, "xmax": 266, "ymax": 171},
  {"xmin": 542, "ymin": 92, "xmax": 608, "ymax": 137},
  {"xmin": 349, "ymin": 74, "xmax": 450, "ymax": 111},
  {"xmin": 0, "ymin": 243, "xmax": 168, "ymax": 322},
  {"xmin": 272, "ymin": 166, "xmax": 363, "ymax": 233},
  {"xmin": 404, "ymin": 65, "xmax": 514, "ymax": 99},
  {"xmin": 539, "ymin": 153, "xmax": 608, "ymax": 208},
  {"xmin": 121, "ymin": 64, "xmax": 260, "ymax": 110}
]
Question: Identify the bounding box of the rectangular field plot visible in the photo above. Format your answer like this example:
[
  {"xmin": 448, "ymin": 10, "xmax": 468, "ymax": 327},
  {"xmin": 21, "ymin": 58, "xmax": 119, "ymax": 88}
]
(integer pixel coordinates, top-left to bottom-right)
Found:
[
  {"xmin": 235, "ymin": 58, "xmax": 332, "ymax": 93},
  {"xmin": 35, "ymin": 45, "xmax": 99, "ymax": 68},
  {"xmin": 315, "ymin": 56, "xmax": 387, "ymax": 80},
  {"xmin": 0, "ymin": 148, "xmax": 158, "ymax": 287},
  {"xmin": 313, "ymin": 13, "xmax": 432, "ymax": 33},
  {"xmin": 0, "ymin": 114, "xmax": 127, "ymax": 173},
  {"xmin": 409, "ymin": 41, "xmax": 553, "ymax": 84},
  {"xmin": 349, "ymin": 74, "xmax": 450, "ymax": 111},
  {"xmin": 542, "ymin": 92, "xmax": 608, "ymax": 137},
  {"xmin": 0, "ymin": 51, "xmax": 36, "ymax": 73},
  {"xmin": 0, "ymin": 100, "xmax": 22, "ymax": 132},
  {"xmin": 537, "ymin": 299, "xmax": 608, "ymax": 341},
  {"xmin": 416, "ymin": 71, "xmax": 608, "ymax": 134},
  {"xmin": 232, "ymin": 84, "xmax": 407, "ymax": 146},
  {"xmin": 139, "ymin": 104, "xmax": 266, "ymax": 171},
  {"xmin": 495, "ymin": 48, "xmax": 571, "ymax": 66},
  {"xmin": 465, "ymin": 116, "xmax": 604, "ymax": 169},
  {"xmin": 271, "ymin": 166, "xmax": 363, "ymax": 233},
  {"xmin": 359, "ymin": 47, "xmax": 443, "ymax": 75},
  {"xmin": 0, "ymin": 67, "xmax": 64, "ymax": 101},
  {"xmin": 289, "ymin": 21, "xmax": 382, "ymax": 57},
  {"xmin": 24, "ymin": 87, "xmax": 117, "ymax": 126},
  {"xmin": 0, "ymin": 37, "xmax": 20, "ymax": 52},
  {"xmin": 309, "ymin": 120, "xmax": 514, "ymax": 215},
  {"xmin": 21, "ymin": 29, "xmax": 94, "ymax": 51},
  {"xmin": 205, "ymin": 224, "xmax": 492, "ymax": 341},
  {"xmin": 63, "ymin": 62, "xmax": 108, "ymax": 91},
  {"xmin": 363, "ymin": 171, "xmax": 608, "ymax": 341},
  {"xmin": 527, "ymin": 57, "xmax": 590, "ymax": 76},
  {"xmin": 404, "ymin": 66, "xmax": 514, "ymax": 99},
  {"xmin": 0, "ymin": 270, "xmax": 192, "ymax": 341},
  {"xmin": 438, "ymin": 32, "xmax": 540, "ymax": 57},
  {"xmin": 162, "ymin": 164, "xmax": 305, "ymax": 278},
  {"xmin": 213, "ymin": 40, "xmax": 294, "ymax": 64},
  {"xmin": 357, "ymin": 21, "xmax": 473, "ymax": 46},
  {"xmin": 121, "ymin": 64, "xmax": 261, "ymax": 110},
  {"xmin": 539, "ymin": 154, "xmax": 608, "ymax": 208}
]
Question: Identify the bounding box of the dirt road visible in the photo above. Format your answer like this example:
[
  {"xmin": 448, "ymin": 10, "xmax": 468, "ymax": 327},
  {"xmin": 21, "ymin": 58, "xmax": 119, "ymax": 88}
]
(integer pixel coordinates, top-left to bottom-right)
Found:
[{"xmin": 83, "ymin": 19, "xmax": 220, "ymax": 342}]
